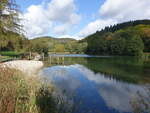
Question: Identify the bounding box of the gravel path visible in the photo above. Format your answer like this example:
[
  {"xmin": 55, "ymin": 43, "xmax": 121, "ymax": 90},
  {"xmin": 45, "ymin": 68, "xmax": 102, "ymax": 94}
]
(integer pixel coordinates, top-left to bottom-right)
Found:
[{"xmin": 0, "ymin": 60, "xmax": 44, "ymax": 75}]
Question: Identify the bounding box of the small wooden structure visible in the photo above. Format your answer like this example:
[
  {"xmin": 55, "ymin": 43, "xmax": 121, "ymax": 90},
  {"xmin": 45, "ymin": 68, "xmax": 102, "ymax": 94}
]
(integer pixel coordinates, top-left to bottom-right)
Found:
[{"xmin": 48, "ymin": 54, "xmax": 65, "ymax": 65}]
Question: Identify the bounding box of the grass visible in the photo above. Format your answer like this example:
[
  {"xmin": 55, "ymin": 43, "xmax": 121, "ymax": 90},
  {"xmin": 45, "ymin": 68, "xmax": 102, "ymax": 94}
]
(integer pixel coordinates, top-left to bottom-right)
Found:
[
  {"xmin": 0, "ymin": 67, "xmax": 71, "ymax": 113},
  {"xmin": 0, "ymin": 51, "xmax": 23, "ymax": 57},
  {"xmin": 0, "ymin": 51, "xmax": 24, "ymax": 62}
]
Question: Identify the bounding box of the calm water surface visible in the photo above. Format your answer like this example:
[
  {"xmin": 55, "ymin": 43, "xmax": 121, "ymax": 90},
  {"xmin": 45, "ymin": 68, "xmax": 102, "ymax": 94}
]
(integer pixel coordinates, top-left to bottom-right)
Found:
[{"xmin": 41, "ymin": 55, "xmax": 150, "ymax": 113}]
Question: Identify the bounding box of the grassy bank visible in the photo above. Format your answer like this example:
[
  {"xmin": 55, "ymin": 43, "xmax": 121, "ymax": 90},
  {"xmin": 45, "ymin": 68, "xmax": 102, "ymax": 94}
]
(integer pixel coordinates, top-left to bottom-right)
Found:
[
  {"xmin": 0, "ymin": 51, "xmax": 23, "ymax": 62},
  {"xmin": 0, "ymin": 67, "xmax": 70, "ymax": 113},
  {"xmin": 0, "ymin": 51, "xmax": 23, "ymax": 57}
]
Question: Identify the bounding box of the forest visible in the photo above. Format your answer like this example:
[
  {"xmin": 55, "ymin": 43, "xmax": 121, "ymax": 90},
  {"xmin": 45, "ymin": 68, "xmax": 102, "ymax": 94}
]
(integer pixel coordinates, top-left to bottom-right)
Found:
[
  {"xmin": 83, "ymin": 20, "xmax": 150, "ymax": 56},
  {"xmin": 0, "ymin": 0, "xmax": 150, "ymax": 56},
  {"xmin": 1, "ymin": 19, "xmax": 150, "ymax": 56}
]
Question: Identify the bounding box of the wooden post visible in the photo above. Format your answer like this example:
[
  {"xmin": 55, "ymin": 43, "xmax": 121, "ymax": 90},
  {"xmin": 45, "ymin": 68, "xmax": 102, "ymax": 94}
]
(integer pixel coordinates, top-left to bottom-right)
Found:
[
  {"xmin": 57, "ymin": 56, "xmax": 59, "ymax": 64},
  {"xmin": 50, "ymin": 55, "xmax": 51, "ymax": 65},
  {"xmin": 29, "ymin": 51, "xmax": 32, "ymax": 60},
  {"xmin": 42, "ymin": 53, "xmax": 44, "ymax": 61},
  {"xmin": 62, "ymin": 56, "xmax": 64, "ymax": 65}
]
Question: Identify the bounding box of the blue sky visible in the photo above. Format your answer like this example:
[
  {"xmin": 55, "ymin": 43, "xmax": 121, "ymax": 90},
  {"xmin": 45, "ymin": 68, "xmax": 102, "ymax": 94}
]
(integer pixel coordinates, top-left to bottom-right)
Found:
[{"xmin": 16, "ymin": 0, "xmax": 150, "ymax": 39}]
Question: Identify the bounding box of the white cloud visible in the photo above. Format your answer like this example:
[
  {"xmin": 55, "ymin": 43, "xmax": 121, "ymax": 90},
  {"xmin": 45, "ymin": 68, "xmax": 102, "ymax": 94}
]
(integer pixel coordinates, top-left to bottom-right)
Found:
[
  {"xmin": 47, "ymin": 0, "xmax": 80, "ymax": 24},
  {"xmin": 22, "ymin": 0, "xmax": 81, "ymax": 39},
  {"xmin": 74, "ymin": 64, "xmax": 148, "ymax": 113},
  {"xmin": 78, "ymin": 0, "xmax": 150, "ymax": 37},
  {"xmin": 58, "ymin": 35, "xmax": 81, "ymax": 40},
  {"xmin": 22, "ymin": 5, "xmax": 52, "ymax": 38},
  {"xmin": 22, "ymin": 0, "xmax": 150, "ymax": 39},
  {"xmin": 100, "ymin": 0, "xmax": 150, "ymax": 22},
  {"xmin": 53, "ymin": 24, "xmax": 69, "ymax": 35}
]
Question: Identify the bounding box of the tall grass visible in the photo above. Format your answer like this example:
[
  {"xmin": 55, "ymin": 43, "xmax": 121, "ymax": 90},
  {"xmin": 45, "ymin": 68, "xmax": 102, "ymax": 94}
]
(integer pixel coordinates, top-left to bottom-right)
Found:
[{"xmin": 0, "ymin": 67, "xmax": 71, "ymax": 113}]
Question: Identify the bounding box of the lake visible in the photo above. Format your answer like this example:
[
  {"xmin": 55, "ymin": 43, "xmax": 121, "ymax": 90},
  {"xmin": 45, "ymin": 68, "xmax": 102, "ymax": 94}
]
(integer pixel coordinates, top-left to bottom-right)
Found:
[{"xmin": 40, "ymin": 55, "xmax": 150, "ymax": 113}]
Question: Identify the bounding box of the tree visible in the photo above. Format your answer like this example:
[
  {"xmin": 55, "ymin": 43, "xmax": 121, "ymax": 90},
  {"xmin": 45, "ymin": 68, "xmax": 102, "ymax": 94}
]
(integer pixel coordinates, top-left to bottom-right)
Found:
[
  {"xmin": 29, "ymin": 41, "xmax": 49, "ymax": 55},
  {"xmin": 0, "ymin": 0, "xmax": 28, "ymax": 52},
  {"xmin": 0, "ymin": 0, "xmax": 21, "ymax": 32},
  {"xmin": 141, "ymin": 28, "xmax": 150, "ymax": 52},
  {"xmin": 55, "ymin": 44, "xmax": 65, "ymax": 52},
  {"xmin": 76, "ymin": 42, "xmax": 87, "ymax": 54},
  {"xmin": 108, "ymin": 38, "xmax": 126, "ymax": 55},
  {"xmin": 86, "ymin": 36, "xmax": 100, "ymax": 54},
  {"xmin": 84, "ymin": 23, "xmax": 147, "ymax": 56},
  {"xmin": 125, "ymin": 35, "xmax": 144, "ymax": 56},
  {"xmin": 0, "ymin": 30, "xmax": 28, "ymax": 51}
]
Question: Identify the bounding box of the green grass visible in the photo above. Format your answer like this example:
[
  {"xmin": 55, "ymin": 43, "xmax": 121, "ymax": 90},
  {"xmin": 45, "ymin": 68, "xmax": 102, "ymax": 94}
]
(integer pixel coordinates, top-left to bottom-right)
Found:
[
  {"xmin": 0, "ymin": 51, "xmax": 23, "ymax": 62},
  {"xmin": 0, "ymin": 51, "xmax": 23, "ymax": 57}
]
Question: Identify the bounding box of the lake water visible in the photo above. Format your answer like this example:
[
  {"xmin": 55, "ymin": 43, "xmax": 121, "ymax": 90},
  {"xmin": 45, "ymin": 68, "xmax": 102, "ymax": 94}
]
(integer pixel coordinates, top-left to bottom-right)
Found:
[{"xmin": 41, "ymin": 55, "xmax": 150, "ymax": 113}]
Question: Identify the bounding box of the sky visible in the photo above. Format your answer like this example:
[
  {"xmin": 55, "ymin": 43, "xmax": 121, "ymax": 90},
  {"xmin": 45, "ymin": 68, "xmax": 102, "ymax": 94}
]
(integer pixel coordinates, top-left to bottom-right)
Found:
[{"xmin": 16, "ymin": 0, "xmax": 150, "ymax": 39}]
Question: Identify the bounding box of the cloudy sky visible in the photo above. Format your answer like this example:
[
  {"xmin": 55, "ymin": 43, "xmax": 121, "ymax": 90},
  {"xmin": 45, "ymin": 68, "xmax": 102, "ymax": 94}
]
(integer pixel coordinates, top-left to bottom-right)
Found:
[{"xmin": 16, "ymin": 0, "xmax": 150, "ymax": 39}]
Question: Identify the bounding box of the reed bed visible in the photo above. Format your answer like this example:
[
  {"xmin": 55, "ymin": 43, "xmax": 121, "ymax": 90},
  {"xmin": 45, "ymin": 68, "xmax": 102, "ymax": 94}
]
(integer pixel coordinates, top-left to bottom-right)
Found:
[{"xmin": 0, "ymin": 67, "xmax": 68, "ymax": 113}]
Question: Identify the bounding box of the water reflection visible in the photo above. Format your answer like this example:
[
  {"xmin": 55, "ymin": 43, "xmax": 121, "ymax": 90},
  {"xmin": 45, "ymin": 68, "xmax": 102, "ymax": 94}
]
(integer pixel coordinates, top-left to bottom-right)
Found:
[
  {"xmin": 41, "ymin": 64, "xmax": 150, "ymax": 113},
  {"xmin": 44, "ymin": 56, "xmax": 150, "ymax": 83},
  {"xmin": 42, "ymin": 66, "xmax": 81, "ymax": 95}
]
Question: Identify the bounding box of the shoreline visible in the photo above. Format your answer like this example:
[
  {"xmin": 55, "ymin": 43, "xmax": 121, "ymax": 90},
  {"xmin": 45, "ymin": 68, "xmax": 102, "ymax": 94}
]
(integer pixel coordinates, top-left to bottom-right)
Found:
[
  {"xmin": 0, "ymin": 60, "xmax": 59, "ymax": 113},
  {"xmin": 0, "ymin": 60, "xmax": 44, "ymax": 76}
]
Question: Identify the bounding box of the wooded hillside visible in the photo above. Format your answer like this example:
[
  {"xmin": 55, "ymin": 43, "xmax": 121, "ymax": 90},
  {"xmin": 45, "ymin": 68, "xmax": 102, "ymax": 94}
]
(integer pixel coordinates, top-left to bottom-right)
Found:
[{"xmin": 83, "ymin": 20, "xmax": 150, "ymax": 56}]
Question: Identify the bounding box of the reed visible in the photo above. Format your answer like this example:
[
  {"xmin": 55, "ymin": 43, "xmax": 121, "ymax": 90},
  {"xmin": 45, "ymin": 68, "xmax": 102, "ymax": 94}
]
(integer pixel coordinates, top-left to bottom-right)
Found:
[{"xmin": 0, "ymin": 67, "xmax": 65, "ymax": 113}]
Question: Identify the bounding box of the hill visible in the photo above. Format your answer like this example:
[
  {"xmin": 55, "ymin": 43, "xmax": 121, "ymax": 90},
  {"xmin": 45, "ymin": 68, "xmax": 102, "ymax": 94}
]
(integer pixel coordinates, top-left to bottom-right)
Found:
[
  {"xmin": 1, "ymin": 19, "xmax": 150, "ymax": 56},
  {"xmin": 30, "ymin": 36, "xmax": 87, "ymax": 54},
  {"xmin": 31, "ymin": 36, "xmax": 76, "ymax": 44},
  {"xmin": 83, "ymin": 19, "xmax": 150, "ymax": 56}
]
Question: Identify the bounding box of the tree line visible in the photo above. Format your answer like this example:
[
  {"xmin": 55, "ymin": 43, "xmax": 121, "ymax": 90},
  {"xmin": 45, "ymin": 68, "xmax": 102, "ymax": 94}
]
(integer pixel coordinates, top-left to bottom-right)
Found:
[
  {"xmin": 0, "ymin": 0, "xmax": 150, "ymax": 56},
  {"xmin": 29, "ymin": 37, "xmax": 87, "ymax": 55},
  {"xmin": 84, "ymin": 21, "xmax": 150, "ymax": 56},
  {"xmin": 95, "ymin": 20, "xmax": 150, "ymax": 35}
]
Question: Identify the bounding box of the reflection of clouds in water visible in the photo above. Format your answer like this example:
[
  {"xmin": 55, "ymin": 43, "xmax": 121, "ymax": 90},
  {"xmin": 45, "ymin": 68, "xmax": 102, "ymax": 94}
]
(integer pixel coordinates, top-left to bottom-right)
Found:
[
  {"xmin": 41, "ymin": 64, "xmax": 148, "ymax": 113},
  {"xmin": 73, "ymin": 64, "xmax": 147, "ymax": 113},
  {"xmin": 42, "ymin": 66, "xmax": 81, "ymax": 94},
  {"xmin": 41, "ymin": 66, "xmax": 82, "ymax": 111}
]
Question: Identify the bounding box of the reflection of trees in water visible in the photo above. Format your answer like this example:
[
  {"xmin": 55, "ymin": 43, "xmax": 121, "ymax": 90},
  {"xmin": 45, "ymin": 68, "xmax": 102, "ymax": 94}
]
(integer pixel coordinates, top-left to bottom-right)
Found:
[
  {"xmin": 131, "ymin": 85, "xmax": 150, "ymax": 113},
  {"xmin": 43, "ymin": 56, "xmax": 150, "ymax": 113},
  {"xmin": 36, "ymin": 84, "xmax": 74, "ymax": 113},
  {"xmin": 82, "ymin": 57, "xmax": 150, "ymax": 84}
]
